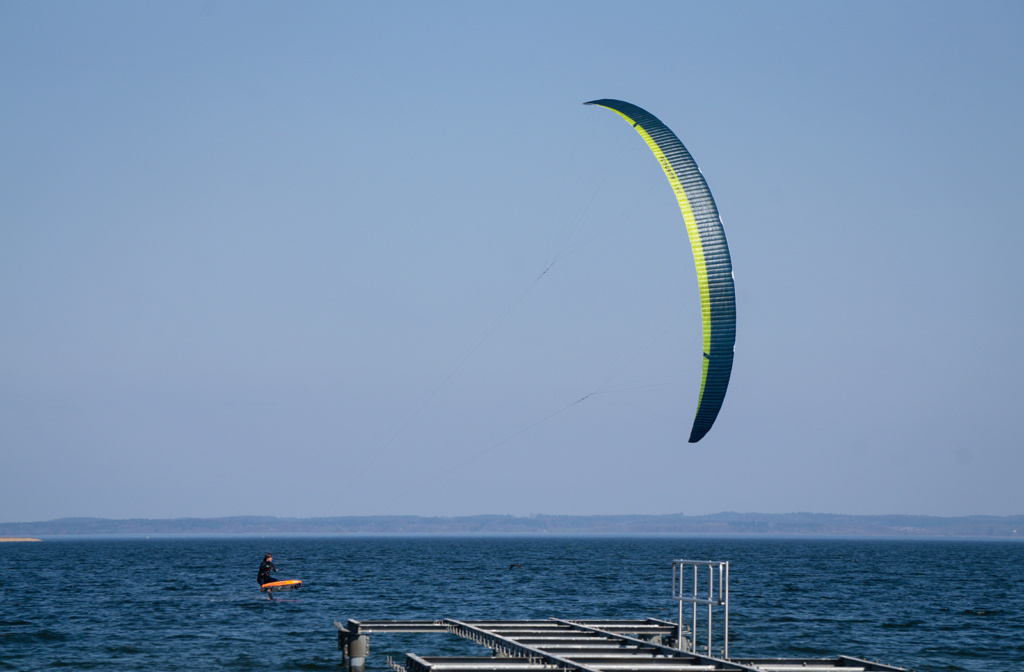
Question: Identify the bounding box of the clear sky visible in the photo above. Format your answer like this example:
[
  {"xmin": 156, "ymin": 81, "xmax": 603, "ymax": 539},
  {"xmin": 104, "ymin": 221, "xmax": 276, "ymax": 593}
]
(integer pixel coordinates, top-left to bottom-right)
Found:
[{"xmin": 2, "ymin": 1, "xmax": 1022, "ymax": 522}]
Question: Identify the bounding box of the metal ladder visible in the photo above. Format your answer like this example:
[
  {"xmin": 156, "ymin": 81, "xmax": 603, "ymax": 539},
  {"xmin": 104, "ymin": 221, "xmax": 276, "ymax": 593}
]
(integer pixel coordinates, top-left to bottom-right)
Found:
[{"xmin": 672, "ymin": 559, "xmax": 730, "ymax": 659}]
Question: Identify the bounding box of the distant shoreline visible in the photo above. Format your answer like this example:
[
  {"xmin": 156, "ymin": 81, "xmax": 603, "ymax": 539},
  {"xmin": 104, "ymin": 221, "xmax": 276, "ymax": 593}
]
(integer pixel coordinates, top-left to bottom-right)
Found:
[{"xmin": 2, "ymin": 513, "xmax": 1021, "ymax": 538}]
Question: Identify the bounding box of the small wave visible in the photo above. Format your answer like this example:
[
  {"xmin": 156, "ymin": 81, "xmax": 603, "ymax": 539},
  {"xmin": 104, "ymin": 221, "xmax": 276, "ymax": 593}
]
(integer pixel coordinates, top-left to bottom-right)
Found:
[
  {"xmin": 104, "ymin": 644, "xmax": 145, "ymax": 654},
  {"xmin": 922, "ymin": 646, "xmax": 996, "ymax": 661},
  {"xmin": 881, "ymin": 618, "xmax": 925, "ymax": 629},
  {"xmin": 787, "ymin": 643, "xmax": 834, "ymax": 655},
  {"xmin": 0, "ymin": 619, "xmax": 32, "ymax": 627},
  {"xmin": 283, "ymin": 656, "xmax": 345, "ymax": 670},
  {"xmin": 1, "ymin": 629, "xmax": 70, "ymax": 644},
  {"xmin": 962, "ymin": 608, "xmax": 1005, "ymax": 616},
  {"xmin": 47, "ymin": 659, "xmax": 104, "ymax": 668}
]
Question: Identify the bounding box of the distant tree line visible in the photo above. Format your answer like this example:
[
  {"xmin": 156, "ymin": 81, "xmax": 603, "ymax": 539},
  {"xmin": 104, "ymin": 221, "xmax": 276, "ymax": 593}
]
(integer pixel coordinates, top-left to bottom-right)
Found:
[{"xmin": 2, "ymin": 513, "xmax": 1022, "ymax": 538}]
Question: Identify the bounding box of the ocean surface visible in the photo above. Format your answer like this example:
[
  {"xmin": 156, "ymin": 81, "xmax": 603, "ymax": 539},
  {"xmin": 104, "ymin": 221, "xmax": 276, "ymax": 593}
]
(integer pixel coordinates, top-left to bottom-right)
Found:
[{"xmin": 1, "ymin": 536, "xmax": 1021, "ymax": 671}]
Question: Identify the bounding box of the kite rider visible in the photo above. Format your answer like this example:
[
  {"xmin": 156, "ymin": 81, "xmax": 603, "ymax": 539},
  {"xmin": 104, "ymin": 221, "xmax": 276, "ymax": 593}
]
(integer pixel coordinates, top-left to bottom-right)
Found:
[{"xmin": 257, "ymin": 552, "xmax": 279, "ymax": 589}]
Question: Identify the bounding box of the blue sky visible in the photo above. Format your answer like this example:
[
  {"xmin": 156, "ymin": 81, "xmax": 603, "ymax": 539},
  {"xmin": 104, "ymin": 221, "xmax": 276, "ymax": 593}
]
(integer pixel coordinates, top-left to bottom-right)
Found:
[{"xmin": 2, "ymin": 1, "xmax": 1022, "ymax": 521}]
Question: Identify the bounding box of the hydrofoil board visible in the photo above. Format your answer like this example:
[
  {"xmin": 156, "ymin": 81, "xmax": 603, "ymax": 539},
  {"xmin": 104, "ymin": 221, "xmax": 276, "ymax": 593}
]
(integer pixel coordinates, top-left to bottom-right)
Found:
[{"xmin": 260, "ymin": 579, "xmax": 302, "ymax": 593}]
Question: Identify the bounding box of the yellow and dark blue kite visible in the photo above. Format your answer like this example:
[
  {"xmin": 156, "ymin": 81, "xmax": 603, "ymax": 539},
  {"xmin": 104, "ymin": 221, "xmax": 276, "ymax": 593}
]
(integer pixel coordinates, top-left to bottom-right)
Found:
[{"xmin": 586, "ymin": 99, "xmax": 735, "ymax": 443}]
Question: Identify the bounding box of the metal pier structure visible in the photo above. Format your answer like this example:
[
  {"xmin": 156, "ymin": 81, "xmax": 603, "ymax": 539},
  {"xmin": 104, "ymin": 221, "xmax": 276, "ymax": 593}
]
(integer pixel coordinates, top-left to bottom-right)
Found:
[
  {"xmin": 333, "ymin": 559, "xmax": 909, "ymax": 672},
  {"xmin": 333, "ymin": 618, "xmax": 908, "ymax": 672}
]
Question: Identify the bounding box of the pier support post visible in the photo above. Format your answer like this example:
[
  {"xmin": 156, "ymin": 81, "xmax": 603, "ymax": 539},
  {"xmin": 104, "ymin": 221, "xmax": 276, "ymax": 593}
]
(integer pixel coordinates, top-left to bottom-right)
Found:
[
  {"xmin": 347, "ymin": 634, "xmax": 369, "ymax": 672},
  {"xmin": 335, "ymin": 623, "xmax": 370, "ymax": 672}
]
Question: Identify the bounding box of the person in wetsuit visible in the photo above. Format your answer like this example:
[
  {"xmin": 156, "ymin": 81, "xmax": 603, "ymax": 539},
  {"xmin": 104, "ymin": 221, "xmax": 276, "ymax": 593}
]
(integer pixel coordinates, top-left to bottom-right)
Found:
[{"xmin": 257, "ymin": 553, "xmax": 278, "ymax": 587}]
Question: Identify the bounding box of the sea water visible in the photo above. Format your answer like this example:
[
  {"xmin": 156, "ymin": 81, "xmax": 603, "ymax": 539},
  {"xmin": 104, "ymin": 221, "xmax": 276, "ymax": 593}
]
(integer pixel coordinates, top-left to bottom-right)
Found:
[{"xmin": 1, "ymin": 536, "xmax": 1021, "ymax": 671}]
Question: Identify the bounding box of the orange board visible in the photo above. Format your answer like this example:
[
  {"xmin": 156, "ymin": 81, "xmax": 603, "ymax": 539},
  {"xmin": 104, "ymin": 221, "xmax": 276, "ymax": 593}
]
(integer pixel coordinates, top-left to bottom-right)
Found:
[{"xmin": 260, "ymin": 579, "xmax": 302, "ymax": 592}]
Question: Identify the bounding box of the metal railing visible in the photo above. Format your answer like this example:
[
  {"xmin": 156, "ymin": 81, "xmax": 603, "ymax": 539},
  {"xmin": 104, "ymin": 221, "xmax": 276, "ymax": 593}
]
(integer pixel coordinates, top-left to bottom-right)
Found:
[{"xmin": 672, "ymin": 559, "xmax": 729, "ymax": 658}]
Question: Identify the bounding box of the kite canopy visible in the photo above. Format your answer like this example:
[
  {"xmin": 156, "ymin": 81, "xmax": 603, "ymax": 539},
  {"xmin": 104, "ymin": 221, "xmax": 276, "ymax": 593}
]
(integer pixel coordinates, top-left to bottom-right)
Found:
[{"xmin": 585, "ymin": 99, "xmax": 735, "ymax": 443}]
